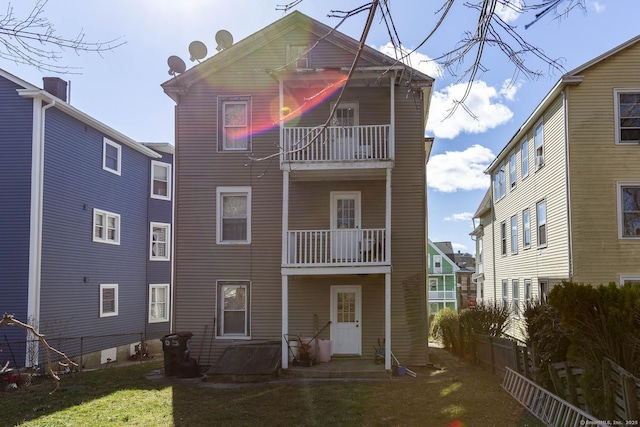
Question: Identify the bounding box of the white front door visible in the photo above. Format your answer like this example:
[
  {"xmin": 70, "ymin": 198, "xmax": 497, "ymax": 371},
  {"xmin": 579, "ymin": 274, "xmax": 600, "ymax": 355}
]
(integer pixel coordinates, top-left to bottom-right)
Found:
[
  {"xmin": 330, "ymin": 285, "xmax": 361, "ymax": 355},
  {"xmin": 330, "ymin": 191, "xmax": 361, "ymax": 262}
]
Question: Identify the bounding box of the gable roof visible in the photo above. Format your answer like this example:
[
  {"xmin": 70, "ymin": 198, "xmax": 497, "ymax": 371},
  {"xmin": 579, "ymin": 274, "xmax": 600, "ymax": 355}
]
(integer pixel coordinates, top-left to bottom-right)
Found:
[
  {"xmin": 428, "ymin": 239, "xmax": 460, "ymax": 272},
  {"xmin": 0, "ymin": 68, "xmax": 160, "ymax": 159},
  {"xmin": 485, "ymin": 34, "xmax": 640, "ymax": 174},
  {"xmin": 162, "ymin": 10, "xmax": 434, "ymax": 103}
]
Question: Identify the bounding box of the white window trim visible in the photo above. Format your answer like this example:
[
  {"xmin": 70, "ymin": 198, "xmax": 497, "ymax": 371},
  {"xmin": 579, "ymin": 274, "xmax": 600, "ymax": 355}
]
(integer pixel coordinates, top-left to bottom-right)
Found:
[
  {"xmin": 93, "ymin": 208, "xmax": 121, "ymax": 245},
  {"xmin": 500, "ymin": 221, "xmax": 507, "ymax": 256},
  {"xmin": 512, "ymin": 279, "xmax": 520, "ymax": 318},
  {"xmin": 216, "ymin": 186, "xmax": 252, "ymax": 244},
  {"xmin": 620, "ymin": 276, "xmax": 640, "ymax": 286},
  {"xmin": 218, "ymin": 96, "xmax": 252, "ymax": 152},
  {"xmin": 509, "ymin": 151, "xmax": 517, "ymax": 189},
  {"xmin": 151, "ymin": 161, "xmax": 172, "ymax": 201},
  {"xmin": 520, "ymin": 138, "xmax": 529, "ymax": 179},
  {"xmin": 103, "ymin": 138, "xmax": 121, "ymax": 176},
  {"xmin": 522, "ymin": 208, "xmax": 531, "ymax": 249},
  {"xmin": 614, "ymin": 88, "xmax": 640, "ymax": 145},
  {"xmin": 216, "ymin": 280, "xmax": 251, "ymax": 339},
  {"xmin": 617, "ymin": 181, "xmax": 640, "ymax": 239},
  {"xmin": 433, "ymin": 255, "xmax": 442, "ymax": 274},
  {"xmin": 100, "ymin": 284, "xmax": 118, "ymax": 317},
  {"xmin": 510, "ymin": 215, "xmax": 518, "ymax": 254},
  {"xmin": 148, "ymin": 284, "xmax": 170, "ymax": 323},
  {"xmin": 536, "ymin": 199, "xmax": 547, "ymax": 248},
  {"xmin": 501, "ymin": 279, "xmax": 509, "ymax": 308},
  {"xmin": 150, "ymin": 222, "xmax": 171, "ymax": 261},
  {"xmin": 533, "ymin": 120, "xmax": 544, "ymax": 170},
  {"xmin": 524, "ymin": 279, "xmax": 532, "ymax": 304}
]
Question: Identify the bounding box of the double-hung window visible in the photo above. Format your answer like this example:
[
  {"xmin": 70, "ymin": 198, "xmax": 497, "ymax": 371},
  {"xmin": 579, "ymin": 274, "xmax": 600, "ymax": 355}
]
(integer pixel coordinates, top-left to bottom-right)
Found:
[
  {"xmin": 614, "ymin": 89, "xmax": 640, "ymax": 144},
  {"xmin": 93, "ymin": 209, "xmax": 120, "ymax": 245},
  {"xmin": 536, "ymin": 200, "xmax": 547, "ymax": 247},
  {"xmin": 500, "ymin": 221, "xmax": 507, "ymax": 256},
  {"xmin": 509, "ymin": 152, "xmax": 516, "ymax": 189},
  {"xmin": 534, "ymin": 121, "xmax": 544, "ymax": 169},
  {"xmin": 100, "ymin": 284, "xmax": 118, "ymax": 317},
  {"xmin": 217, "ymin": 281, "xmax": 250, "ymax": 338},
  {"xmin": 522, "ymin": 208, "xmax": 531, "ymax": 248},
  {"xmin": 520, "ymin": 139, "xmax": 529, "ymax": 178},
  {"xmin": 433, "ymin": 255, "xmax": 443, "ymax": 274},
  {"xmin": 218, "ymin": 96, "xmax": 251, "ymax": 151},
  {"xmin": 512, "ymin": 279, "xmax": 520, "ymax": 317},
  {"xmin": 216, "ymin": 187, "xmax": 251, "ymax": 244},
  {"xmin": 149, "ymin": 284, "xmax": 169, "ymax": 323},
  {"xmin": 150, "ymin": 222, "xmax": 170, "ymax": 260},
  {"xmin": 510, "ymin": 215, "xmax": 518, "ymax": 254},
  {"xmin": 103, "ymin": 138, "xmax": 121, "ymax": 175},
  {"xmin": 524, "ymin": 279, "xmax": 532, "ymax": 305},
  {"xmin": 286, "ymin": 44, "xmax": 309, "ymax": 68},
  {"xmin": 494, "ymin": 165, "xmax": 506, "ymax": 201},
  {"xmin": 618, "ymin": 182, "xmax": 640, "ymax": 238},
  {"xmin": 502, "ymin": 279, "xmax": 508, "ymax": 308},
  {"xmin": 151, "ymin": 161, "xmax": 171, "ymax": 200}
]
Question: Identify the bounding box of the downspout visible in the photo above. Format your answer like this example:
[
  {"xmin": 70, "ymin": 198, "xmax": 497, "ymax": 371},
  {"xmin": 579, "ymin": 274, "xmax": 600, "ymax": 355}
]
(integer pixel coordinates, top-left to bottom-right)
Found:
[
  {"xmin": 26, "ymin": 96, "xmax": 56, "ymax": 366},
  {"xmin": 490, "ymin": 175, "xmax": 497, "ymax": 302},
  {"xmin": 562, "ymin": 90, "xmax": 573, "ymax": 282}
]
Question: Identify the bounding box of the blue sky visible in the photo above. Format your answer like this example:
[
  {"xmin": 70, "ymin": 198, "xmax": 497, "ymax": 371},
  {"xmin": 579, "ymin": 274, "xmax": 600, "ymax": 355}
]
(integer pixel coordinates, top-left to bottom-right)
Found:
[{"xmin": 3, "ymin": 0, "xmax": 638, "ymax": 255}]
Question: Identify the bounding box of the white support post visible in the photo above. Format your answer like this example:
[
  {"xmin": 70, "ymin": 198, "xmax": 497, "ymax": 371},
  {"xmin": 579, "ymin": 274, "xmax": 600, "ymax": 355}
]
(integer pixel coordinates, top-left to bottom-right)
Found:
[
  {"xmin": 281, "ymin": 166, "xmax": 290, "ymax": 369},
  {"xmin": 281, "ymin": 274, "xmax": 289, "ymax": 369},
  {"xmin": 389, "ymin": 75, "xmax": 395, "ymax": 160},
  {"xmin": 385, "ymin": 272, "xmax": 391, "ymax": 371}
]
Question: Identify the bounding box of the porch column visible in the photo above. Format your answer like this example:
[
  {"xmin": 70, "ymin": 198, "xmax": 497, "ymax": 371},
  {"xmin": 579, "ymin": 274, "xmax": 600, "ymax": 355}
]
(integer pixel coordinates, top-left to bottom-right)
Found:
[
  {"xmin": 389, "ymin": 74, "xmax": 395, "ymax": 159},
  {"xmin": 385, "ymin": 272, "xmax": 391, "ymax": 371},
  {"xmin": 281, "ymin": 169, "xmax": 290, "ymax": 369},
  {"xmin": 281, "ymin": 274, "xmax": 289, "ymax": 369}
]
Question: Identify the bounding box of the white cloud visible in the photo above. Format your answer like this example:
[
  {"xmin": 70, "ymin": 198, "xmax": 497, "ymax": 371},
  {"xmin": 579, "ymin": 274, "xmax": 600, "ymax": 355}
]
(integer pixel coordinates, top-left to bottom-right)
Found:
[
  {"xmin": 426, "ymin": 80, "xmax": 515, "ymax": 139},
  {"xmin": 590, "ymin": 1, "xmax": 605, "ymax": 13},
  {"xmin": 451, "ymin": 242, "xmax": 469, "ymax": 252},
  {"xmin": 496, "ymin": 0, "xmax": 524, "ymax": 23},
  {"xmin": 427, "ymin": 144, "xmax": 494, "ymax": 192},
  {"xmin": 499, "ymin": 79, "xmax": 521, "ymax": 101},
  {"xmin": 444, "ymin": 212, "xmax": 474, "ymax": 222},
  {"xmin": 377, "ymin": 42, "xmax": 443, "ymax": 79}
]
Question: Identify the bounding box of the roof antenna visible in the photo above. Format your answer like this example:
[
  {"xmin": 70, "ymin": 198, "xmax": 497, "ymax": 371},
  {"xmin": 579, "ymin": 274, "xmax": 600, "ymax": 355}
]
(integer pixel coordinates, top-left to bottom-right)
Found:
[
  {"xmin": 215, "ymin": 30, "xmax": 234, "ymax": 51},
  {"xmin": 189, "ymin": 41, "xmax": 208, "ymax": 62}
]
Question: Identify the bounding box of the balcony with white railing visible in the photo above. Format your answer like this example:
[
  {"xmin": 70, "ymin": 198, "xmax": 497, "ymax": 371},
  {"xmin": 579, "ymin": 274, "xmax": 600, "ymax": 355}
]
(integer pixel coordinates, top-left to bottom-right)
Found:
[
  {"xmin": 284, "ymin": 228, "xmax": 387, "ymax": 268},
  {"xmin": 281, "ymin": 125, "xmax": 391, "ymax": 166},
  {"xmin": 428, "ymin": 290, "xmax": 457, "ymax": 301}
]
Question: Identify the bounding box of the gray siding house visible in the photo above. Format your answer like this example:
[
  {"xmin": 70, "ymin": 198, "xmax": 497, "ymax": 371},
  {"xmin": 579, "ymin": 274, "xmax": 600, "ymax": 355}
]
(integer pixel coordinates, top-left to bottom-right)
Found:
[
  {"xmin": 162, "ymin": 11, "xmax": 433, "ymax": 370},
  {"xmin": 0, "ymin": 70, "xmax": 173, "ymax": 368}
]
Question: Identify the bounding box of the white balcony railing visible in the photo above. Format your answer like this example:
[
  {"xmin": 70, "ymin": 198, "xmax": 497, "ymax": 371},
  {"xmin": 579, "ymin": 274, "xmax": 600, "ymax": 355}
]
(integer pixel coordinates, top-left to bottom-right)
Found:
[
  {"xmin": 282, "ymin": 125, "xmax": 390, "ymax": 162},
  {"xmin": 429, "ymin": 291, "xmax": 457, "ymax": 301},
  {"xmin": 285, "ymin": 228, "xmax": 386, "ymax": 267}
]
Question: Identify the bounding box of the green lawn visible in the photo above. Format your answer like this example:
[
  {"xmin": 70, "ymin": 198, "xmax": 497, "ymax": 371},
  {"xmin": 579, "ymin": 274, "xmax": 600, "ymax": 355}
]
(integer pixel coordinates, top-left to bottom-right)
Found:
[{"xmin": 2, "ymin": 360, "xmax": 543, "ymax": 426}]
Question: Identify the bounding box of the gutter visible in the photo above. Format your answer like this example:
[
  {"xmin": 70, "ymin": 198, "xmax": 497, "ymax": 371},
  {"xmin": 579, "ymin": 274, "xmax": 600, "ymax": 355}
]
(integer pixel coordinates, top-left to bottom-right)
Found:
[{"xmin": 562, "ymin": 90, "xmax": 573, "ymax": 282}]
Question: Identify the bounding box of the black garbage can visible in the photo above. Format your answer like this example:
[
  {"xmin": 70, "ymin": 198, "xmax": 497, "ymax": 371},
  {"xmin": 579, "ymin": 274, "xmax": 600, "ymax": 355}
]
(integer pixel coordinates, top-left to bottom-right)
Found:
[{"xmin": 161, "ymin": 332, "xmax": 193, "ymax": 377}]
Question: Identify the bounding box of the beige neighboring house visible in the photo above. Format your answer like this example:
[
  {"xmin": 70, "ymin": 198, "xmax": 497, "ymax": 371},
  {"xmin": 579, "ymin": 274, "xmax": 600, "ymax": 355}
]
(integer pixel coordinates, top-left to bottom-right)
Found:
[
  {"xmin": 162, "ymin": 11, "xmax": 434, "ymax": 370},
  {"xmin": 472, "ymin": 34, "xmax": 640, "ymax": 339}
]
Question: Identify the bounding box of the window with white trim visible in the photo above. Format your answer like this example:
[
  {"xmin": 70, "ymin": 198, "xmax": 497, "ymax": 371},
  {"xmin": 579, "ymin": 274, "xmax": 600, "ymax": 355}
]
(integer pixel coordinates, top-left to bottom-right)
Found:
[
  {"xmin": 534, "ymin": 121, "xmax": 544, "ymax": 170},
  {"xmin": 536, "ymin": 199, "xmax": 547, "ymax": 247},
  {"xmin": 524, "ymin": 279, "xmax": 532, "ymax": 304},
  {"xmin": 523, "ymin": 208, "xmax": 531, "ymax": 248},
  {"xmin": 151, "ymin": 161, "xmax": 171, "ymax": 200},
  {"xmin": 433, "ymin": 255, "xmax": 442, "ymax": 274},
  {"xmin": 520, "ymin": 138, "xmax": 529, "ymax": 178},
  {"xmin": 614, "ymin": 89, "xmax": 640, "ymax": 144},
  {"xmin": 149, "ymin": 284, "xmax": 169, "ymax": 323},
  {"xmin": 618, "ymin": 183, "xmax": 640, "ymax": 238},
  {"xmin": 150, "ymin": 222, "xmax": 170, "ymax": 261},
  {"xmin": 100, "ymin": 284, "xmax": 118, "ymax": 317},
  {"xmin": 218, "ymin": 96, "xmax": 251, "ymax": 151},
  {"xmin": 103, "ymin": 138, "xmax": 121, "ymax": 175},
  {"xmin": 509, "ymin": 151, "xmax": 516, "ymax": 189},
  {"xmin": 93, "ymin": 209, "xmax": 120, "ymax": 245},
  {"xmin": 512, "ymin": 279, "xmax": 520, "ymax": 317},
  {"xmin": 500, "ymin": 221, "xmax": 507, "ymax": 256},
  {"xmin": 216, "ymin": 187, "xmax": 251, "ymax": 244},
  {"xmin": 286, "ymin": 44, "xmax": 309, "ymax": 68},
  {"xmin": 494, "ymin": 164, "xmax": 506, "ymax": 201},
  {"xmin": 217, "ymin": 281, "xmax": 250, "ymax": 338},
  {"xmin": 621, "ymin": 276, "xmax": 640, "ymax": 286},
  {"xmin": 511, "ymin": 215, "xmax": 518, "ymax": 254},
  {"xmin": 502, "ymin": 279, "xmax": 508, "ymax": 308}
]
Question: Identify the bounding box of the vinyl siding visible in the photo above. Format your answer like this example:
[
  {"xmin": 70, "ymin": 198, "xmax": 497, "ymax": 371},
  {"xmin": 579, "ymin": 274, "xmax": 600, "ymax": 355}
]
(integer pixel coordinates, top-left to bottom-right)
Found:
[
  {"xmin": 566, "ymin": 42, "xmax": 640, "ymax": 284},
  {"xmin": 0, "ymin": 76, "xmax": 34, "ymax": 364},
  {"xmin": 38, "ymin": 107, "xmax": 156, "ymax": 358}
]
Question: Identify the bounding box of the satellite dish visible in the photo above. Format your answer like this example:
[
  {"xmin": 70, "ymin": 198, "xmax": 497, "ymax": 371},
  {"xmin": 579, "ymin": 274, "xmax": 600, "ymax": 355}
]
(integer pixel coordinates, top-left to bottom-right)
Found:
[
  {"xmin": 167, "ymin": 55, "xmax": 186, "ymax": 75},
  {"xmin": 188, "ymin": 41, "xmax": 208, "ymax": 62},
  {"xmin": 215, "ymin": 30, "xmax": 234, "ymax": 51}
]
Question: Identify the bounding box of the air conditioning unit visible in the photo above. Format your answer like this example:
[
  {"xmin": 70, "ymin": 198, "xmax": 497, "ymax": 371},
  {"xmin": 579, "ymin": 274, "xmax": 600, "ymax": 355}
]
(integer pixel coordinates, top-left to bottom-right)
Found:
[{"xmin": 535, "ymin": 155, "xmax": 545, "ymax": 168}]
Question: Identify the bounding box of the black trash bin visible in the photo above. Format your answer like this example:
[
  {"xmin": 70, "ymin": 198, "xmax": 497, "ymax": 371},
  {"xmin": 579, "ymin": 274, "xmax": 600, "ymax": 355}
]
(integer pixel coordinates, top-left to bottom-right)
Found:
[{"xmin": 161, "ymin": 332, "xmax": 193, "ymax": 377}]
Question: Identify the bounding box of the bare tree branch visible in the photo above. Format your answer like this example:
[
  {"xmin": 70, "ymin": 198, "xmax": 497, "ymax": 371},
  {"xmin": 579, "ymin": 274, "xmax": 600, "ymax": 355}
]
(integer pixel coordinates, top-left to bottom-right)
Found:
[{"xmin": 0, "ymin": 0, "xmax": 125, "ymax": 73}]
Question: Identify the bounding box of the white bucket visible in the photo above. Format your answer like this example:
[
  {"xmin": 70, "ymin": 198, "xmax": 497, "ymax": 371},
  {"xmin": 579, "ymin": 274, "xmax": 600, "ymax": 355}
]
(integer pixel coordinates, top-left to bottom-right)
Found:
[{"xmin": 317, "ymin": 339, "xmax": 332, "ymax": 363}]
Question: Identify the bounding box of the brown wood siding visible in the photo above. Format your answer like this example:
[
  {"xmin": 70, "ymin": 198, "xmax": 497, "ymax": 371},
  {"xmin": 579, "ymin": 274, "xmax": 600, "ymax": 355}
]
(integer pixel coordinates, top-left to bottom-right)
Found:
[
  {"xmin": 567, "ymin": 42, "xmax": 640, "ymax": 285},
  {"xmin": 172, "ymin": 22, "xmax": 428, "ymax": 366}
]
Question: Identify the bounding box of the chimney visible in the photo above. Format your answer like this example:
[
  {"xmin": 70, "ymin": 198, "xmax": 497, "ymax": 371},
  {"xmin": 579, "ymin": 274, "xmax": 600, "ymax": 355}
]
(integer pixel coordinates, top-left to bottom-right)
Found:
[{"xmin": 43, "ymin": 77, "xmax": 68, "ymax": 102}]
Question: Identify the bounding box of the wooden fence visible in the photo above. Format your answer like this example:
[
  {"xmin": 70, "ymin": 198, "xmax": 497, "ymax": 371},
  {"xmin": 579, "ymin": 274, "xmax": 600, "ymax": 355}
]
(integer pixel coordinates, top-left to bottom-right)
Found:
[
  {"xmin": 472, "ymin": 335, "xmax": 533, "ymax": 379},
  {"xmin": 603, "ymin": 357, "xmax": 640, "ymax": 421}
]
